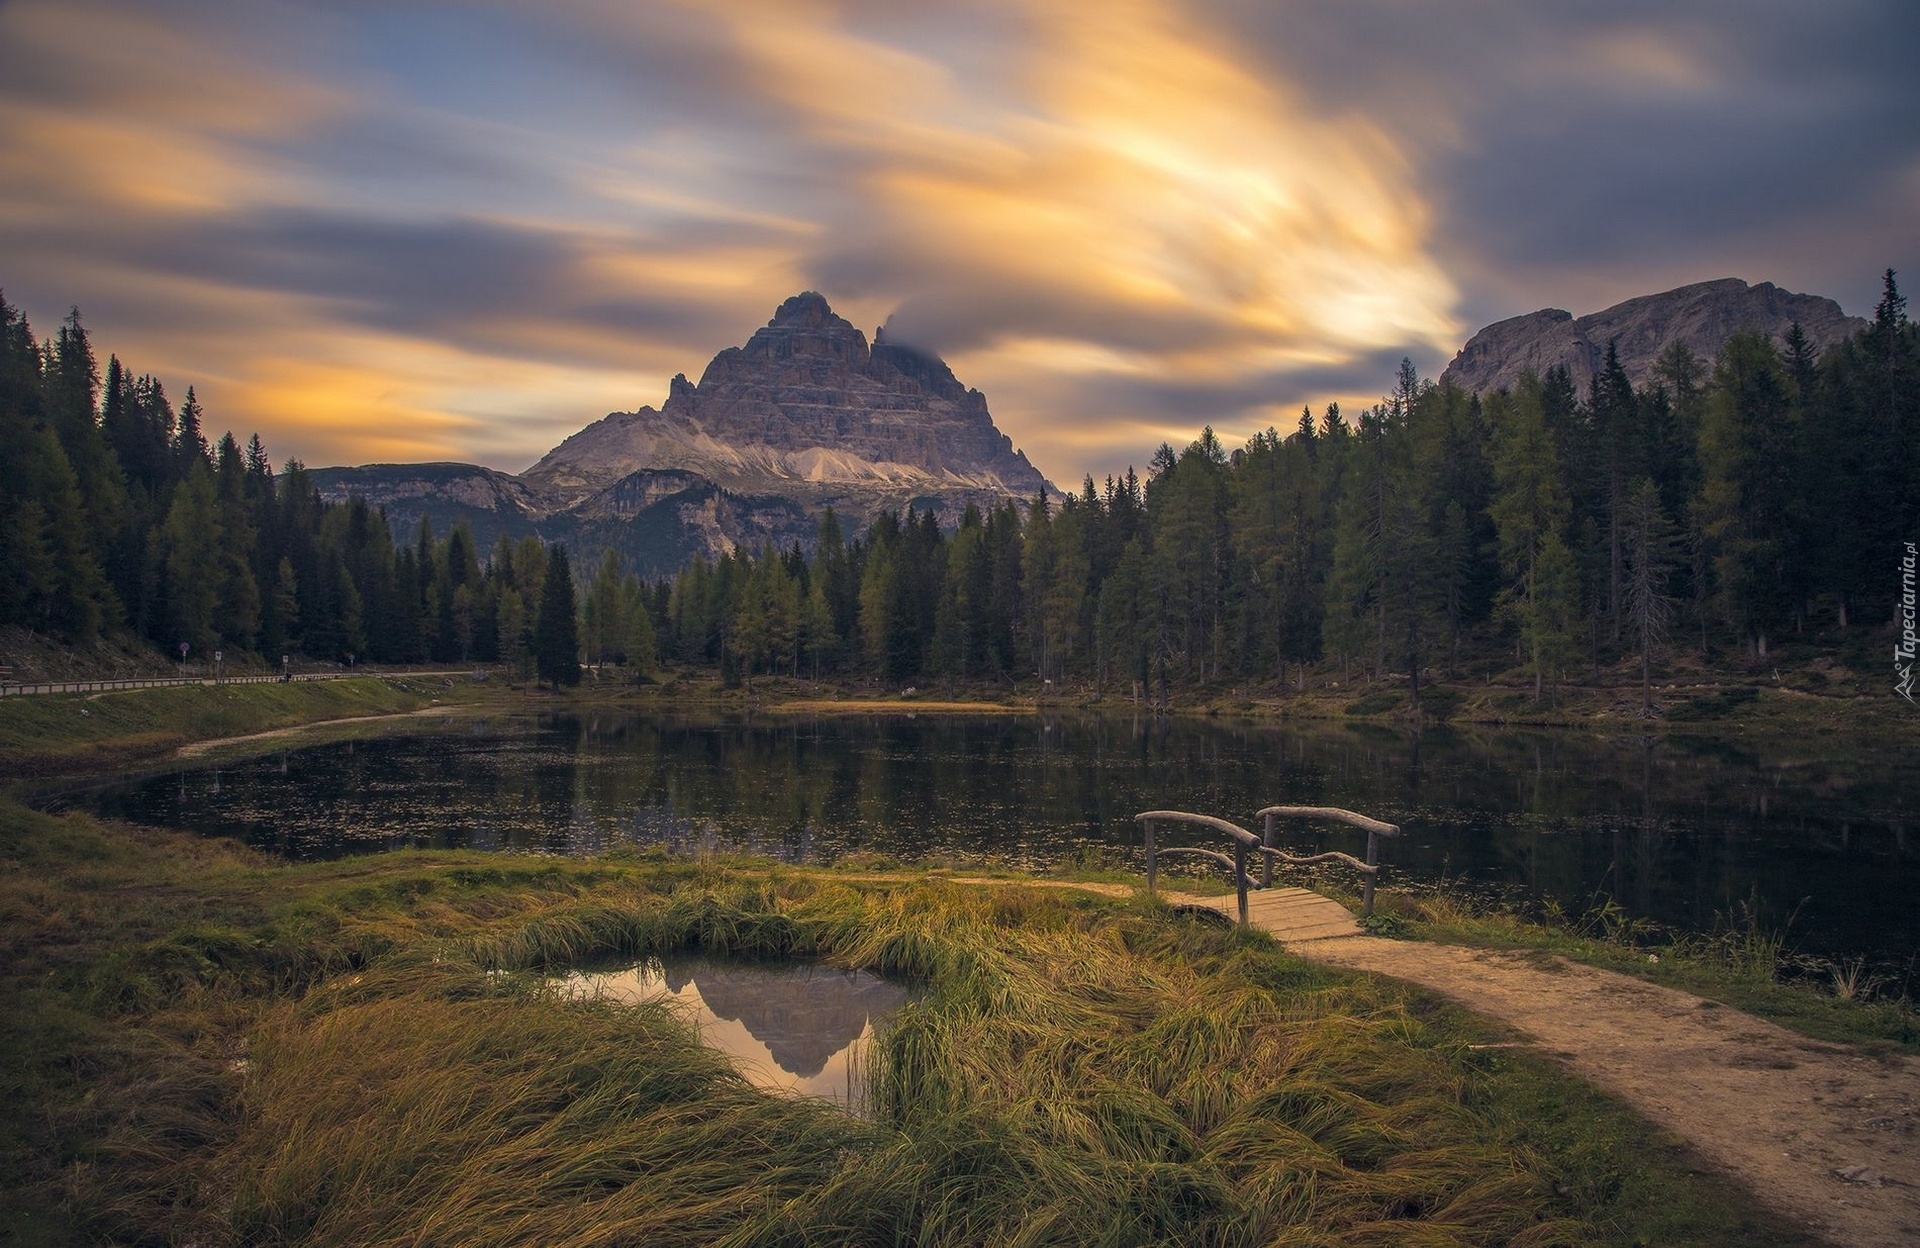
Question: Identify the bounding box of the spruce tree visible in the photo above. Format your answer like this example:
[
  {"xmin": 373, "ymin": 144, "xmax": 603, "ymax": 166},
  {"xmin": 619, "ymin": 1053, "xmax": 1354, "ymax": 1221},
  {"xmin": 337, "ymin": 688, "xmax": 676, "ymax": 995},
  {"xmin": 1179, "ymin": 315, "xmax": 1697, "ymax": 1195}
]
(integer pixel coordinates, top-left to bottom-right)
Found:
[
  {"xmin": 1699, "ymin": 332, "xmax": 1802, "ymax": 656},
  {"xmin": 534, "ymin": 544, "xmax": 580, "ymax": 687},
  {"xmin": 1620, "ymin": 478, "xmax": 1680, "ymax": 712},
  {"xmin": 1487, "ymin": 377, "xmax": 1578, "ymax": 701}
]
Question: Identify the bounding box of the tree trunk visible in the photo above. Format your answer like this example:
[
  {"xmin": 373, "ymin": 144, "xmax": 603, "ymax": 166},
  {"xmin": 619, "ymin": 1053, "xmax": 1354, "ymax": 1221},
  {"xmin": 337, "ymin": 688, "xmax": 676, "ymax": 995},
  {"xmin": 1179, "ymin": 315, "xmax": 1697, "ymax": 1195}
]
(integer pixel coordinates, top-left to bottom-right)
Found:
[{"xmin": 1641, "ymin": 626, "xmax": 1652, "ymax": 714}]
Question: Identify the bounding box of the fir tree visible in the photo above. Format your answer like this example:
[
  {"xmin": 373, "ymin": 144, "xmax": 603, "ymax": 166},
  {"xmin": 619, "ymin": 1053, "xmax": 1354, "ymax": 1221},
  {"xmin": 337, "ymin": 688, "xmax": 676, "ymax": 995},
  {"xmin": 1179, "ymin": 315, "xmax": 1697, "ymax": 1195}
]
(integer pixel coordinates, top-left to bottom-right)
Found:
[
  {"xmin": 1620, "ymin": 478, "xmax": 1680, "ymax": 713},
  {"xmin": 534, "ymin": 544, "xmax": 580, "ymax": 687}
]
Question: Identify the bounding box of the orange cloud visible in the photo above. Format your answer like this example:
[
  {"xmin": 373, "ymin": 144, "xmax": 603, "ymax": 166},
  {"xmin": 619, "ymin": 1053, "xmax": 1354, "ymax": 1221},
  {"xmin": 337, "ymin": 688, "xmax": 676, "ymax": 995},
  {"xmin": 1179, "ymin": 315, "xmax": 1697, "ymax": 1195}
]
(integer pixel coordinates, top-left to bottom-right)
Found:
[
  {"xmin": 664, "ymin": 0, "xmax": 1459, "ymax": 465},
  {"xmin": 2, "ymin": 0, "xmax": 1464, "ymax": 482}
]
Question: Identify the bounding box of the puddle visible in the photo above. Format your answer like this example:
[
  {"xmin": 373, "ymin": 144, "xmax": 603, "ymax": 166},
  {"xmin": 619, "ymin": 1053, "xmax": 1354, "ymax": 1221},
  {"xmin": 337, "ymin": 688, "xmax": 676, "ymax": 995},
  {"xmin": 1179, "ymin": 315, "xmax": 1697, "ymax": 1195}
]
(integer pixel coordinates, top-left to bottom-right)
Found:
[{"xmin": 560, "ymin": 955, "xmax": 912, "ymax": 1111}]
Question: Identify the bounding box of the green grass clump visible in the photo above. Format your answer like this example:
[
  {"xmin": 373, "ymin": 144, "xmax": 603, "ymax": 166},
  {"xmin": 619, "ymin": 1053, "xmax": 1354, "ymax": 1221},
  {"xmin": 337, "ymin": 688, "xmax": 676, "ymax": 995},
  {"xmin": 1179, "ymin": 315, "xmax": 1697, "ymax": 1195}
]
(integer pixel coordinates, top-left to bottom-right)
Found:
[
  {"xmin": 1664, "ymin": 685, "xmax": 1761, "ymax": 721},
  {"xmin": 2, "ymin": 803, "xmax": 1825, "ymax": 1247},
  {"xmin": 1343, "ymin": 690, "xmax": 1404, "ymax": 716}
]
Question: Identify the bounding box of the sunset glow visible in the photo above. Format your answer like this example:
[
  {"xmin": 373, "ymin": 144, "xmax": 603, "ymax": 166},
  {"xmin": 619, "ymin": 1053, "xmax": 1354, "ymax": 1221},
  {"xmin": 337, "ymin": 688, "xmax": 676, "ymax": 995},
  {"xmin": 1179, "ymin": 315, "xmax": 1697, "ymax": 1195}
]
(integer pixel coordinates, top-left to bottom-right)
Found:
[{"xmin": 1, "ymin": 0, "xmax": 1911, "ymax": 480}]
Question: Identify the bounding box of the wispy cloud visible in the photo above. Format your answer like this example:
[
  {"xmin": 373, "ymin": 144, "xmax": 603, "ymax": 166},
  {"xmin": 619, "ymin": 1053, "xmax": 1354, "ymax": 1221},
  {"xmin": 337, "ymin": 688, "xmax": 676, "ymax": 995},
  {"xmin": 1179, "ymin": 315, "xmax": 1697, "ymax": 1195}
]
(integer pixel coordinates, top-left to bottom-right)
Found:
[{"xmin": 1, "ymin": 0, "xmax": 1911, "ymax": 481}]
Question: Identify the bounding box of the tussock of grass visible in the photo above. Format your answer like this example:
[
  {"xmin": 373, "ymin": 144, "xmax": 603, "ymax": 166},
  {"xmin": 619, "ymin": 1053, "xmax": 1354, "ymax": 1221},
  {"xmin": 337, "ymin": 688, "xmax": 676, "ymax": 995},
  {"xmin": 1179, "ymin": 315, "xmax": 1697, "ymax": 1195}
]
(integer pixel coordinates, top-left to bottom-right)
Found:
[
  {"xmin": 3, "ymin": 806, "xmax": 1825, "ymax": 1247},
  {"xmin": 133, "ymin": 883, "xmax": 1583, "ymax": 1246}
]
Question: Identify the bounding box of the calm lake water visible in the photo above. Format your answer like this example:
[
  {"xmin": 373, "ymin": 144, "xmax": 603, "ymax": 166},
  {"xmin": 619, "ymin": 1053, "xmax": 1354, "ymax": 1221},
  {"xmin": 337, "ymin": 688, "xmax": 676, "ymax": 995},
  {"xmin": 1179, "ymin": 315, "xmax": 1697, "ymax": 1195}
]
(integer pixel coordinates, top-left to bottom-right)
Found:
[{"xmin": 50, "ymin": 712, "xmax": 1920, "ymax": 971}]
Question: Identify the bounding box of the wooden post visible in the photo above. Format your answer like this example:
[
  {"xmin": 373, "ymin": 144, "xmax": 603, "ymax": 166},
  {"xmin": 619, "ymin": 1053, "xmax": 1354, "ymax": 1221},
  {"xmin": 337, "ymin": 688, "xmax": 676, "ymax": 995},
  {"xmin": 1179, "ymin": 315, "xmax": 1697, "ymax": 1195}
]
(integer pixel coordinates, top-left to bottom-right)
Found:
[
  {"xmin": 1144, "ymin": 819, "xmax": 1157, "ymax": 895},
  {"xmin": 1261, "ymin": 811, "xmax": 1276, "ymax": 889},
  {"xmin": 1362, "ymin": 830, "xmax": 1379, "ymax": 917},
  {"xmin": 1233, "ymin": 839, "xmax": 1249, "ymax": 925}
]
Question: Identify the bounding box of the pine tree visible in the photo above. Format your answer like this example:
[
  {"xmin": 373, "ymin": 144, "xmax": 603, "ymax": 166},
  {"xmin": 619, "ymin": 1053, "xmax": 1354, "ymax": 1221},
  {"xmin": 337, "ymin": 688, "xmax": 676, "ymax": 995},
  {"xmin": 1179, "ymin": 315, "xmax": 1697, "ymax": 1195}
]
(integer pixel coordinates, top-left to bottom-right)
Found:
[
  {"xmin": 1698, "ymin": 332, "xmax": 1803, "ymax": 656},
  {"xmin": 584, "ymin": 548, "xmax": 624, "ymax": 668},
  {"xmin": 534, "ymin": 544, "xmax": 580, "ymax": 687},
  {"xmin": 1094, "ymin": 538, "xmax": 1151, "ymax": 701},
  {"xmin": 1589, "ymin": 340, "xmax": 1643, "ymax": 640},
  {"xmin": 1620, "ymin": 478, "xmax": 1680, "ymax": 713},
  {"xmin": 0, "ymin": 297, "xmax": 112, "ymax": 636},
  {"xmin": 1323, "ymin": 406, "xmax": 1390, "ymax": 680},
  {"xmin": 48, "ymin": 308, "xmax": 127, "ymax": 630},
  {"xmin": 160, "ymin": 467, "xmax": 221, "ymax": 652},
  {"xmin": 1488, "ymin": 376, "xmax": 1578, "ymax": 701},
  {"xmin": 175, "ymin": 386, "xmax": 210, "ymax": 473}
]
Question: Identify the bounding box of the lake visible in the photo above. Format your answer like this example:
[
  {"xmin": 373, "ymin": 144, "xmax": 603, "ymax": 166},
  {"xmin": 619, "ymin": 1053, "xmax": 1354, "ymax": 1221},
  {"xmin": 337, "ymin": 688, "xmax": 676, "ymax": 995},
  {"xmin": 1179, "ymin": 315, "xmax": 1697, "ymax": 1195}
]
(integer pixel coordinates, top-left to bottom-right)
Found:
[{"xmin": 50, "ymin": 711, "xmax": 1920, "ymax": 972}]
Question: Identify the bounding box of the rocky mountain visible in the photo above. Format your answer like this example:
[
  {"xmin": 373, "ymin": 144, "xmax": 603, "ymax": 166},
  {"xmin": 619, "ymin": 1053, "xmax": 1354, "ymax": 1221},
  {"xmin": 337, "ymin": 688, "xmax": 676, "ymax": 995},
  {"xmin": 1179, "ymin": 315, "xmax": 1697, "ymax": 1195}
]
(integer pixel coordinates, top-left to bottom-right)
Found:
[
  {"xmin": 308, "ymin": 460, "xmax": 814, "ymax": 580},
  {"xmin": 305, "ymin": 462, "xmax": 548, "ymax": 553},
  {"xmin": 312, "ymin": 293, "xmax": 1050, "ymax": 576},
  {"xmin": 525, "ymin": 291, "xmax": 1048, "ymax": 510},
  {"xmin": 1440, "ymin": 278, "xmax": 1867, "ymax": 395}
]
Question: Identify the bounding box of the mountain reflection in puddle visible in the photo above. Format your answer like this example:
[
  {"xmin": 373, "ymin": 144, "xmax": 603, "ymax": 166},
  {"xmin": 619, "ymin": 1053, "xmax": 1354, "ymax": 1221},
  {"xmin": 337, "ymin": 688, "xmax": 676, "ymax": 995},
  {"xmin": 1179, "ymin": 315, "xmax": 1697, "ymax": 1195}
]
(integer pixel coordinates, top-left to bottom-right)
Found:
[{"xmin": 561, "ymin": 956, "xmax": 911, "ymax": 1111}]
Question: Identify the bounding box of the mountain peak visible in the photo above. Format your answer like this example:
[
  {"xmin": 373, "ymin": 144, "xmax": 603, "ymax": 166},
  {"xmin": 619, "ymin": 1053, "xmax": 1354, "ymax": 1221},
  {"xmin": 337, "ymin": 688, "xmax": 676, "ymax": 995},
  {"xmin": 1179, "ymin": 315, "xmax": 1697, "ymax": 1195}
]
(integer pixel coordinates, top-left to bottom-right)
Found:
[
  {"xmin": 770, "ymin": 290, "xmax": 838, "ymax": 328},
  {"xmin": 522, "ymin": 291, "xmax": 1050, "ymax": 517},
  {"xmin": 1441, "ymin": 277, "xmax": 1866, "ymax": 395}
]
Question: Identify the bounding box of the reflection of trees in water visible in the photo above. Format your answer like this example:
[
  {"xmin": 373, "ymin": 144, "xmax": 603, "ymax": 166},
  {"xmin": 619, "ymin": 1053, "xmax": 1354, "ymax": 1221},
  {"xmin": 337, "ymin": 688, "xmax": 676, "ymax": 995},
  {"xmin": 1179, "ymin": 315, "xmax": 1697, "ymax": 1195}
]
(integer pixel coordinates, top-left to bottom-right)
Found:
[{"xmin": 90, "ymin": 712, "xmax": 1918, "ymax": 961}]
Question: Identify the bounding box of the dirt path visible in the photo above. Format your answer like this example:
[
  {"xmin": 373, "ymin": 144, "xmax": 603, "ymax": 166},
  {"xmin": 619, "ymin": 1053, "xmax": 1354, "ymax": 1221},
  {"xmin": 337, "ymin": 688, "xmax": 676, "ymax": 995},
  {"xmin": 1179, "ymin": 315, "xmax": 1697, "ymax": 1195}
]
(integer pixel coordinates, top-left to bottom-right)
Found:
[
  {"xmin": 959, "ymin": 877, "xmax": 1917, "ymax": 1246},
  {"xmin": 1303, "ymin": 936, "xmax": 1919, "ymax": 1248},
  {"xmin": 172, "ymin": 707, "xmax": 456, "ymax": 759}
]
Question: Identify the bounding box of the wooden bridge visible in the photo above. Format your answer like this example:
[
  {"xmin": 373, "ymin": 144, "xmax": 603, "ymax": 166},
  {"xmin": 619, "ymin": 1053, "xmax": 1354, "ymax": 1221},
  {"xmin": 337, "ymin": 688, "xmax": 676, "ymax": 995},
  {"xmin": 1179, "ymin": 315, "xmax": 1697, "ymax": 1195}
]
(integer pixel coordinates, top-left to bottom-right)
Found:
[
  {"xmin": 1135, "ymin": 807, "xmax": 1399, "ymax": 943},
  {"xmin": 1160, "ymin": 885, "xmax": 1365, "ymax": 942}
]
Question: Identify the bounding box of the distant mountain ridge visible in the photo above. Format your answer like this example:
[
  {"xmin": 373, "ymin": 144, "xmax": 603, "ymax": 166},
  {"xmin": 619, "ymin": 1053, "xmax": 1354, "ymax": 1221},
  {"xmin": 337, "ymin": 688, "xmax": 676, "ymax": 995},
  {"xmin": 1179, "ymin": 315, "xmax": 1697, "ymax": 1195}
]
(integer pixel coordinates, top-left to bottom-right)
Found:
[
  {"xmin": 1440, "ymin": 278, "xmax": 1867, "ymax": 395},
  {"xmin": 315, "ymin": 279, "xmax": 1867, "ymax": 578},
  {"xmin": 313, "ymin": 293, "xmax": 1050, "ymax": 576}
]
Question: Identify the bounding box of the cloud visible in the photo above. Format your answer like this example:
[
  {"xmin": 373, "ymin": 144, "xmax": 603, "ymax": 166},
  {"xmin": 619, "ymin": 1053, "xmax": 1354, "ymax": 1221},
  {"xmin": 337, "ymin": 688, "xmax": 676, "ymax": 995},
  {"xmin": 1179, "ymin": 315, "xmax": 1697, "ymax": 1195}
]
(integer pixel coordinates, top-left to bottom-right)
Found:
[
  {"xmin": 1201, "ymin": 0, "xmax": 1920, "ymax": 327},
  {"xmin": 648, "ymin": 0, "xmax": 1462, "ymax": 468},
  {"xmin": 2, "ymin": 0, "xmax": 1911, "ymax": 485}
]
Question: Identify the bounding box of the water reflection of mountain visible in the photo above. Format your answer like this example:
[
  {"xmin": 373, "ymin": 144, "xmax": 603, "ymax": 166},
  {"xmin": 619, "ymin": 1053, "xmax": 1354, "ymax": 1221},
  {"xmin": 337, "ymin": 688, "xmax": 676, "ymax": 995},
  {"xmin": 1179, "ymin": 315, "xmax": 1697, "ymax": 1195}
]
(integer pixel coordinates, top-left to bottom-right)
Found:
[{"xmin": 665, "ymin": 961, "xmax": 909, "ymax": 1078}]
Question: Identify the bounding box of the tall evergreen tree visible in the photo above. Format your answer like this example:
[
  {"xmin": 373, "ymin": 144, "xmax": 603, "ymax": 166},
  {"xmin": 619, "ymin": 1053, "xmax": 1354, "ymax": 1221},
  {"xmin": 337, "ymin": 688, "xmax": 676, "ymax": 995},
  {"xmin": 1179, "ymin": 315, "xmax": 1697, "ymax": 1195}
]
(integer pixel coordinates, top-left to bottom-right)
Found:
[
  {"xmin": 1698, "ymin": 332, "xmax": 1803, "ymax": 656},
  {"xmin": 1488, "ymin": 377, "xmax": 1579, "ymax": 700},
  {"xmin": 1620, "ymin": 478, "xmax": 1680, "ymax": 712},
  {"xmin": 534, "ymin": 544, "xmax": 580, "ymax": 687}
]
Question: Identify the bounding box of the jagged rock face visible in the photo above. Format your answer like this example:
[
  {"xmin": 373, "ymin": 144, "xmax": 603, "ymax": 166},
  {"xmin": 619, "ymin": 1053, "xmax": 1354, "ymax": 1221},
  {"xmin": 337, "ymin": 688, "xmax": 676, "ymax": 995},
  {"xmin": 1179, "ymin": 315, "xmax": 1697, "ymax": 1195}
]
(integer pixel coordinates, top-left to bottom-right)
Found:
[
  {"xmin": 1440, "ymin": 278, "xmax": 1868, "ymax": 395},
  {"xmin": 524, "ymin": 292, "xmax": 1050, "ymax": 515},
  {"xmin": 307, "ymin": 462, "xmax": 551, "ymax": 518},
  {"xmin": 309, "ymin": 460, "xmax": 812, "ymax": 579},
  {"xmin": 310, "ymin": 293, "xmax": 1048, "ymax": 576}
]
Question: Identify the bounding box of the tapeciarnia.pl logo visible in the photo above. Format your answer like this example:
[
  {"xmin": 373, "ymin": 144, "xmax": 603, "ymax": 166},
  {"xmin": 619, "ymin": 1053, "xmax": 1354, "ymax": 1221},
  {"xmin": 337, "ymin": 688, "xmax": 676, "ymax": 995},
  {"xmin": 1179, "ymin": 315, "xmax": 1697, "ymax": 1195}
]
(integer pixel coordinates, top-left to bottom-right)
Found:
[{"xmin": 1899, "ymin": 541, "xmax": 1917, "ymax": 704}]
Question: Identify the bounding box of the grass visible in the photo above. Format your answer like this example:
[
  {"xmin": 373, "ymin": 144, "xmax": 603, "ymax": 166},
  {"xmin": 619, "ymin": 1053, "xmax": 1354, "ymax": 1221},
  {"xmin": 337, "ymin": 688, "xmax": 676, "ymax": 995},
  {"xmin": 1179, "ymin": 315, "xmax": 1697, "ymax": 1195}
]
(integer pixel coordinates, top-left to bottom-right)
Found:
[
  {"xmin": 0, "ymin": 801, "xmax": 1830, "ymax": 1248},
  {"xmin": 770, "ymin": 698, "xmax": 1036, "ymax": 714},
  {"xmin": 1372, "ymin": 885, "xmax": 1920, "ymax": 1053},
  {"xmin": 0, "ymin": 675, "xmax": 492, "ymax": 778},
  {"xmin": 1663, "ymin": 685, "xmax": 1762, "ymax": 721}
]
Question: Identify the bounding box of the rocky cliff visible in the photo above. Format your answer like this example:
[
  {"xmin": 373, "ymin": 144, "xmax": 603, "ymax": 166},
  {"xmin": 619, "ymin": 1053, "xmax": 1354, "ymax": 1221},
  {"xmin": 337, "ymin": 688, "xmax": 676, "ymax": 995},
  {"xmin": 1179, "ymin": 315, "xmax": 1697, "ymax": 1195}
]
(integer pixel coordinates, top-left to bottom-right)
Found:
[
  {"xmin": 1440, "ymin": 278, "xmax": 1867, "ymax": 395},
  {"xmin": 313, "ymin": 292, "xmax": 1049, "ymax": 576},
  {"xmin": 524, "ymin": 291, "xmax": 1049, "ymax": 514}
]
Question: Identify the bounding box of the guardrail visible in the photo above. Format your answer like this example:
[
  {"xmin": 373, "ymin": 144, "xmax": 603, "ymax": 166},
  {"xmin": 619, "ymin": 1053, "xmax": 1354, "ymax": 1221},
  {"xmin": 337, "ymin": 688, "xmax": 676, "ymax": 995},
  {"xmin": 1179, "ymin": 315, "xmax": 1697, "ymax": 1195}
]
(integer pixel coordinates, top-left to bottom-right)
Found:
[
  {"xmin": 1134, "ymin": 805, "xmax": 1401, "ymax": 922},
  {"xmin": 0, "ymin": 673, "xmax": 351, "ymax": 697}
]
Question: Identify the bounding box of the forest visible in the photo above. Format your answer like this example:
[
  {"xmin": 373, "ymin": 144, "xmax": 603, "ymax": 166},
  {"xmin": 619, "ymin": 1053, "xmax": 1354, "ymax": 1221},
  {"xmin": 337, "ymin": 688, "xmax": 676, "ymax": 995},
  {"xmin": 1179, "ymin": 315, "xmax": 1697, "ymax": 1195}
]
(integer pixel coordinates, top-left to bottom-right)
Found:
[{"xmin": 3, "ymin": 273, "xmax": 1915, "ymax": 705}]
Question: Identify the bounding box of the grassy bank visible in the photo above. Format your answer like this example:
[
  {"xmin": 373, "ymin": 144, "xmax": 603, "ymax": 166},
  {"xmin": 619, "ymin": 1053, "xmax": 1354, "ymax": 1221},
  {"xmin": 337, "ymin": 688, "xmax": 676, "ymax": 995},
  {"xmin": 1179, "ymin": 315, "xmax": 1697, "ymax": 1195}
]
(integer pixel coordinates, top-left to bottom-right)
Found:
[
  {"xmin": 612, "ymin": 662, "xmax": 1918, "ymax": 741},
  {"xmin": 1, "ymin": 803, "xmax": 1826, "ymax": 1248},
  {"xmin": 0, "ymin": 675, "xmax": 500, "ymax": 778},
  {"xmin": 1362, "ymin": 885, "xmax": 1920, "ymax": 1053}
]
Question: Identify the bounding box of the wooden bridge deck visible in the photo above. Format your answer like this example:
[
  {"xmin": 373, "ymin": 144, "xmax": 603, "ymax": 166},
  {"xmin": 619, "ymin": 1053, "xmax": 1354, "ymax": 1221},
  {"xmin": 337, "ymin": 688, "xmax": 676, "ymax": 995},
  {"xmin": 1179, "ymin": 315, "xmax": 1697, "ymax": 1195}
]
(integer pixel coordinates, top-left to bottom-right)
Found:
[{"xmin": 1161, "ymin": 886, "xmax": 1363, "ymax": 943}]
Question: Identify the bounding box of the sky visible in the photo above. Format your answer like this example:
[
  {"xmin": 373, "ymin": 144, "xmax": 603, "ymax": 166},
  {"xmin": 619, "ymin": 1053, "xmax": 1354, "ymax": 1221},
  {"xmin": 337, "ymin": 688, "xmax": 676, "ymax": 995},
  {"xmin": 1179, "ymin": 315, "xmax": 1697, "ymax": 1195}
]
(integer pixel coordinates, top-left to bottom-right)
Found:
[{"xmin": 2, "ymin": 0, "xmax": 1915, "ymax": 485}]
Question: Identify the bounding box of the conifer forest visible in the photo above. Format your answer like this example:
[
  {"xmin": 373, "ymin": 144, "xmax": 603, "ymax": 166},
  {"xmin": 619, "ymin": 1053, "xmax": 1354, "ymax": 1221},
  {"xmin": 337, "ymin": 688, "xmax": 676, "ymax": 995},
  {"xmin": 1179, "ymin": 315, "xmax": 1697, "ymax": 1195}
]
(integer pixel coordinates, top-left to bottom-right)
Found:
[{"xmin": 4, "ymin": 274, "xmax": 1915, "ymax": 704}]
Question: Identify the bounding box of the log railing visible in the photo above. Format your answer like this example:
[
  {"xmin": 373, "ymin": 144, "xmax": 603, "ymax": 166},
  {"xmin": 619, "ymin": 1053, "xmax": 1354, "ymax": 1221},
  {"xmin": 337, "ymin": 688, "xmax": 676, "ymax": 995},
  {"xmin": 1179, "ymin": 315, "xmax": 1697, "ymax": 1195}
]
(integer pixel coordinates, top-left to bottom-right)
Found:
[
  {"xmin": 1254, "ymin": 806, "xmax": 1400, "ymax": 918},
  {"xmin": 1134, "ymin": 805, "xmax": 1401, "ymax": 921}
]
